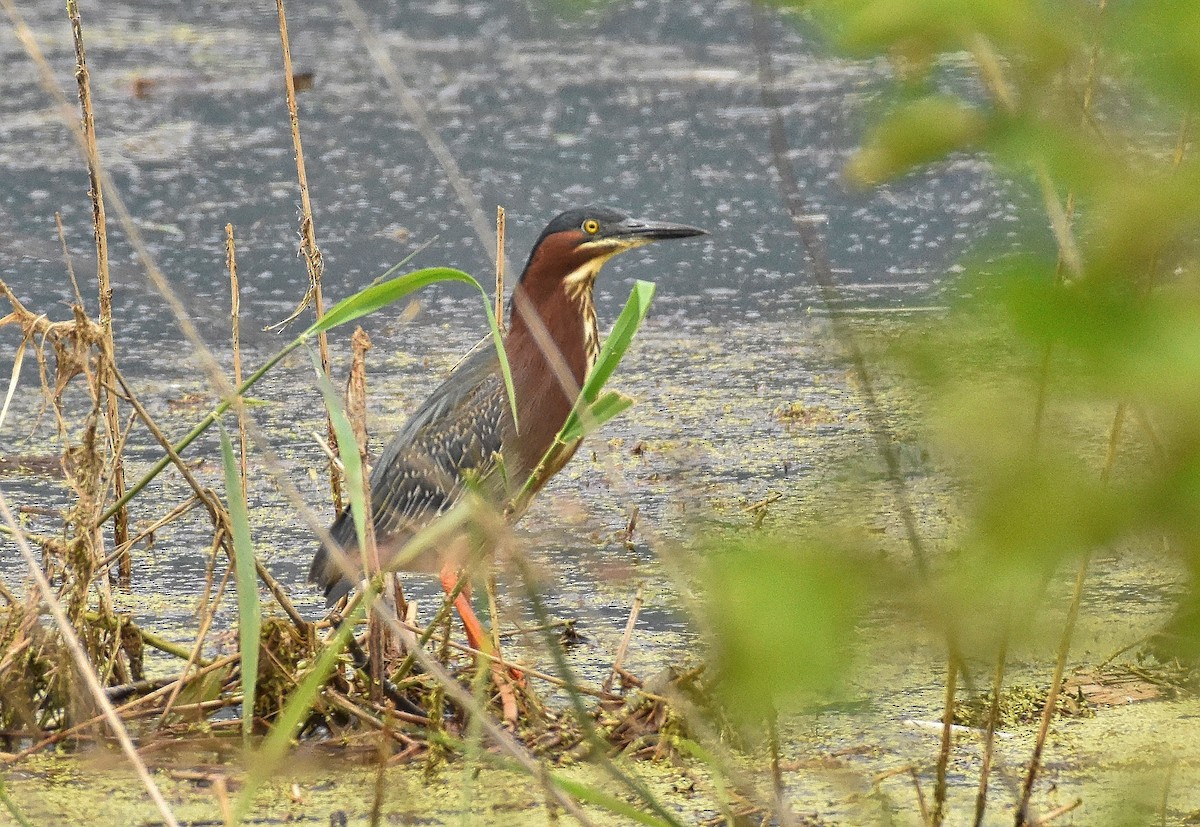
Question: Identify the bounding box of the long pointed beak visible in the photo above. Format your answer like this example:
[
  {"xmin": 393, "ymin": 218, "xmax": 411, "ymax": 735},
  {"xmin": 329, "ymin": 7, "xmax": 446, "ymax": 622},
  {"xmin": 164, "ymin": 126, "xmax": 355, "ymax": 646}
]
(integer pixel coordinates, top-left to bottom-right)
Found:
[{"xmin": 611, "ymin": 217, "xmax": 708, "ymax": 242}]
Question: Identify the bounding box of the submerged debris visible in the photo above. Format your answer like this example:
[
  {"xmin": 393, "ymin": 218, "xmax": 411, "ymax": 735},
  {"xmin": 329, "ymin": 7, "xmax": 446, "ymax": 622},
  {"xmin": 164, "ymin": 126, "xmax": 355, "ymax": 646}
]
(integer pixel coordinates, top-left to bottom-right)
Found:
[{"xmin": 954, "ymin": 682, "xmax": 1094, "ymax": 729}]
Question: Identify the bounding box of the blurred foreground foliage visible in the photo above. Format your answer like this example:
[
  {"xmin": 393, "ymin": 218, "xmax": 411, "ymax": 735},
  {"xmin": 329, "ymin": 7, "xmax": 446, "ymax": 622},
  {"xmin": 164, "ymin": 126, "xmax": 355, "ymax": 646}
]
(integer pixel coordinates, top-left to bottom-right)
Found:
[{"xmin": 706, "ymin": 0, "xmax": 1200, "ymax": 718}]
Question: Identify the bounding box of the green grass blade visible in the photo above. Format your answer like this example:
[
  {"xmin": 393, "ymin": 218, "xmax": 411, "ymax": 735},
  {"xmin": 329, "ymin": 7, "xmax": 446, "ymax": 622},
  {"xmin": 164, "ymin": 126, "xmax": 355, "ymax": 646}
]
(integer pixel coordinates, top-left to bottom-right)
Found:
[
  {"xmin": 559, "ymin": 280, "xmax": 655, "ymax": 439},
  {"xmin": 233, "ymin": 585, "xmax": 375, "ymax": 823},
  {"xmin": 0, "ymin": 773, "xmax": 33, "ymax": 827},
  {"xmin": 305, "ymin": 267, "xmax": 470, "ymax": 334},
  {"xmin": 547, "ymin": 774, "xmax": 676, "ymax": 827},
  {"xmin": 558, "ymin": 390, "xmax": 633, "ymax": 443},
  {"xmin": 581, "ymin": 279, "xmax": 655, "ymax": 402},
  {"xmin": 218, "ymin": 424, "xmax": 260, "ymax": 744},
  {"xmin": 308, "ymin": 348, "xmax": 369, "ymax": 550},
  {"xmin": 101, "ymin": 265, "xmax": 516, "ymax": 524}
]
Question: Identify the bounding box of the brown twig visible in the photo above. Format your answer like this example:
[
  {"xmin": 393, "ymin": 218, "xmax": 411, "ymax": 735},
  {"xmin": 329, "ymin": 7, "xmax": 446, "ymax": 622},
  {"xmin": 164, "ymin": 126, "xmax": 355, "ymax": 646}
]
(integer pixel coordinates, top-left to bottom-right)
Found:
[
  {"xmin": 1031, "ymin": 798, "xmax": 1082, "ymax": 826},
  {"xmin": 974, "ymin": 636, "xmax": 1009, "ymax": 826},
  {"xmin": 912, "ymin": 767, "xmax": 932, "ymax": 826},
  {"xmin": 932, "ymin": 658, "xmax": 958, "ymax": 826}
]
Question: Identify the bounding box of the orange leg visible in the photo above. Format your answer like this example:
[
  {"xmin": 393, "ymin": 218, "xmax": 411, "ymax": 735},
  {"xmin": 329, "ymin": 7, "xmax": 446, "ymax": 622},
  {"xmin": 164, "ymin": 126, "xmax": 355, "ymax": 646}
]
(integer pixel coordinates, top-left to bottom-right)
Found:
[
  {"xmin": 439, "ymin": 563, "xmax": 491, "ymax": 654},
  {"xmin": 436, "ymin": 561, "xmax": 520, "ymax": 681}
]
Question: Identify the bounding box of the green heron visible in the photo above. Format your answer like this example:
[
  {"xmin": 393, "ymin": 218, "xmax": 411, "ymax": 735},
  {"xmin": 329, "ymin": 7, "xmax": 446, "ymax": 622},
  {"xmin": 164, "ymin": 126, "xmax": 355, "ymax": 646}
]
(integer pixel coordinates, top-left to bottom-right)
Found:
[{"xmin": 309, "ymin": 207, "xmax": 706, "ymax": 656}]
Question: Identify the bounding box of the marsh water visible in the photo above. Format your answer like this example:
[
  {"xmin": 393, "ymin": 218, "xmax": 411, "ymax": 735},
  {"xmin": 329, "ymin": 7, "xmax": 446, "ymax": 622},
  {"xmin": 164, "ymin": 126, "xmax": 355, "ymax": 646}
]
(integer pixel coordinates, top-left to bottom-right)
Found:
[{"xmin": 1, "ymin": 1, "xmax": 1196, "ymax": 824}]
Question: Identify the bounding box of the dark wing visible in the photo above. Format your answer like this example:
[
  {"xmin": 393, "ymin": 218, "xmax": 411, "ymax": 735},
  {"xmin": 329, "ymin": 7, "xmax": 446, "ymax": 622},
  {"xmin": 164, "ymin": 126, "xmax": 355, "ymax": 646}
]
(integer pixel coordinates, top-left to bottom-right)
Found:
[{"xmin": 309, "ymin": 344, "xmax": 512, "ymax": 604}]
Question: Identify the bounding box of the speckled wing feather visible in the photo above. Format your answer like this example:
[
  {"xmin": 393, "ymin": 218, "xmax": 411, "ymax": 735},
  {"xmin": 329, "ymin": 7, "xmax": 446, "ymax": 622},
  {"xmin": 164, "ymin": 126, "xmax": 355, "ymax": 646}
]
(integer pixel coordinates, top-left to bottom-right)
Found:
[{"xmin": 309, "ymin": 343, "xmax": 513, "ymax": 604}]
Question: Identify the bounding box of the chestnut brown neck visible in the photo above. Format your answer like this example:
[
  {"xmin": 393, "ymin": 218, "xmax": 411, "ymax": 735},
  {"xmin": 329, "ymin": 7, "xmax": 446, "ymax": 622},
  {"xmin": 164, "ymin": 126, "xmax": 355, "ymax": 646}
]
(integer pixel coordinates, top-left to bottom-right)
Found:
[{"xmin": 503, "ymin": 232, "xmax": 603, "ymax": 478}]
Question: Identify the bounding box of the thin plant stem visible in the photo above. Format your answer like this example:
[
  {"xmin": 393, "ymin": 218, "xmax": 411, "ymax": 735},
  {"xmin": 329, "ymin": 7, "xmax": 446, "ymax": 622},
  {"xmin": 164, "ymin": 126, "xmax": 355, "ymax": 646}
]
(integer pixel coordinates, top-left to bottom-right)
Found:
[
  {"xmin": 515, "ymin": 556, "xmax": 688, "ymax": 827},
  {"xmin": 603, "ymin": 583, "xmax": 643, "ymax": 694},
  {"xmin": 54, "ymin": 211, "xmax": 84, "ymax": 307}
]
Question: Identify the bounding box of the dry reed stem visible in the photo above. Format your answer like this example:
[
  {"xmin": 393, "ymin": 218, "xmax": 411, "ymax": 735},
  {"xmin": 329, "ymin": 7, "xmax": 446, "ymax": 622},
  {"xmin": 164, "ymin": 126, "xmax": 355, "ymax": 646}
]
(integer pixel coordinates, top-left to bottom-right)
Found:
[
  {"xmin": 0, "ymin": 488, "xmax": 180, "ymax": 826},
  {"xmin": 602, "ymin": 584, "xmax": 643, "ymax": 694},
  {"xmin": 1030, "ymin": 798, "xmax": 1082, "ymax": 826},
  {"xmin": 974, "ymin": 636, "xmax": 1009, "ymax": 827},
  {"xmin": 932, "ymin": 658, "xmax": 957, "ymax": 826},
  {"xmin": 336, "ymin": 0, "xmax": 499, "ymax": 266},
  {"xmin": 272, "ymin": 0, "xmax": 343, "ymax": 517},
  {"xmin": 67, "ymin": 0, "xmax": 130, "ymax": 587},
  {"xmin": 910, "ymin": 767, "xmax": 932, "ymax": 826}
]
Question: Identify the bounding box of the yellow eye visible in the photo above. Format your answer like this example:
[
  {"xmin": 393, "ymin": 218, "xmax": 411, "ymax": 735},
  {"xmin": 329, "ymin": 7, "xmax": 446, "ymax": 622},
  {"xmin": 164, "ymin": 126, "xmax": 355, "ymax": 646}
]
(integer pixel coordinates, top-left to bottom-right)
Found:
[{"xmin": 582, "ymin": 219, "xmax": 600, "ymax": 234}]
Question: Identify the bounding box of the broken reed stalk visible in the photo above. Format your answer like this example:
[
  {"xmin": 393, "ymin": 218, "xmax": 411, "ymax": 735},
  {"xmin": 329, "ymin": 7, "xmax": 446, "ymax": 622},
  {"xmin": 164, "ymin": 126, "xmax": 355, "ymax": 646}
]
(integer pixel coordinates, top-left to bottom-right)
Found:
[
  {"xmin": 603, "ymin": 583, "xmax": 643, "ymax": 694},
  {"xmin": 0, "ymin": 489, "xmax": 180, "ymax": 827},
  {"xmin": 67, "ymin": 0, "xmax": 130, "ymax": 587},
  {"xmin": 273, "ymin": 0, "xmax": 343, "ymax": 513}
]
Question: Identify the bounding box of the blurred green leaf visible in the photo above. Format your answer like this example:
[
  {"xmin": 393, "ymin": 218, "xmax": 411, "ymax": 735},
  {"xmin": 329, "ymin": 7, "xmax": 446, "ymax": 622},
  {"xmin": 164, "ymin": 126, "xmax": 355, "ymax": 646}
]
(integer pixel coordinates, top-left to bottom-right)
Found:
[
  {"xmin": 704, "ymin": 536, "xmax": 869, "ymax": 722},
  {"xmin": 847, "ymin": 96, "xmax": 988, "ymax": 184},
  {"xmin": 1108, "ymin": 0, "xmax": 1200, "ymax": 109}
]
